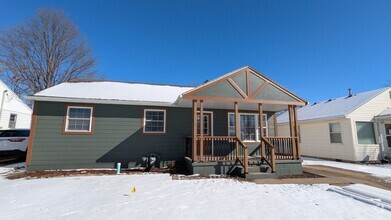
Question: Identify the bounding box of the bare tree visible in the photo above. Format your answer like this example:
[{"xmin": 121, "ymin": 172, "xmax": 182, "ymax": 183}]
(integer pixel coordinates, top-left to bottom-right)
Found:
[{"xmin": 0, "ymin": 8, "xmax": 100, "ymax": 100}]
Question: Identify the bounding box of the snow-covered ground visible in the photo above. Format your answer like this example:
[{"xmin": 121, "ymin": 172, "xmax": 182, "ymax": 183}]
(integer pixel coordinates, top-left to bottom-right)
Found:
[
  {"xmin": 303, "ymin": 157, "xmax": 391, "ymax": 179},
  {"xmin": 1, "ymin": 173, "xmax": 391, "ymax": 220},
  {"xmin": 0, "ymin": 162, "xmax": 25, "ymax": 174}
]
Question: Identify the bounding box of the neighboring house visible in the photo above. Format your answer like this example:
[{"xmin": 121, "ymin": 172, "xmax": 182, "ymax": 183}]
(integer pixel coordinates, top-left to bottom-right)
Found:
[
  {"xmin": 26, "ymin": 66, "xmax": 306, "ymax": 178},
  {"xmin": 0, "ymin": 80, "xmax": 32, "ymax": 130},
  {"xmin": 278, "ymin": 87, "xmax": 391, "ymax": 162}
]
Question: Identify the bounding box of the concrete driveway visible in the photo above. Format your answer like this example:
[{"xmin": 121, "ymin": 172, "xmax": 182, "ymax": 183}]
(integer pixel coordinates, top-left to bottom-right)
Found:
[{"xmin": 250, "ymin": 165, "xmax": 391, "ymax": 191}]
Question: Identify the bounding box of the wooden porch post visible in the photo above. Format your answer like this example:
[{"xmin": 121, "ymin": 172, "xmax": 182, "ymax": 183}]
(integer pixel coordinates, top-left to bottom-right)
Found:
[
  {"xmin": 258, "ymin": 103, "xmax": 265, "ymax": 158},
  {"xmin": 199, "ymin": 100, "xmax": 204, "ymax": 162},
  {"xmin": 234, "ymin": 102, "xmax": 239, "ymax": 159},
  {"xmin": 288, "ymin": 105, "xmax": 297, "ymax": 159},
  {"xmin": 293, "ymin": 105, "xmax": 300, "ymax": 159},
  {"xmin": 192, "ymin": 100, "xmax": 198, "ymax": 162}
]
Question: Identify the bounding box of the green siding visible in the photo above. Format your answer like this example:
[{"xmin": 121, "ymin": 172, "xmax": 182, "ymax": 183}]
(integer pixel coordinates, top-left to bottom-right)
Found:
[
  {"xmin": 231, "ymin": 71, "xmax": 247, "ymax": 94},
  {"xmin": 193, "ymin": 80, "xmax": 243, "ymax": 98},
  {"xmin": 29, "ymin": 101, "xmax": 276, "ymax": 171},
  {"xmin": 249, "ymin": 73, "xmax": 266, "ymax": 95},
  {"xmin": 256, "ymin": 84, "xmax": 297, "ymax": 102}
]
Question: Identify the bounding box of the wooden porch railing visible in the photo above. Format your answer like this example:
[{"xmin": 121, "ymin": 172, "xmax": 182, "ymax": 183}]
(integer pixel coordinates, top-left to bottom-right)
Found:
[
  {"xmin": 264, "ymin": 137, "xmax": 299, "ymax": 160},
  {"xmin": 236, "ymin": 138, "xmax": 249, "ymax": 174},
  {"xmin": 261, "ymin": 136, "xmax": 300, "ymax": 173},
  {"xmin": 185, "ymin": 136, "xmax": 299, "ymax": 174},
  {"xmin": 261, "ymin": 137, "xmax": 276, "ymax": 173},
  {"xmin": 185, "ymin": 136, "xmax": 249, "ymax": 173}
]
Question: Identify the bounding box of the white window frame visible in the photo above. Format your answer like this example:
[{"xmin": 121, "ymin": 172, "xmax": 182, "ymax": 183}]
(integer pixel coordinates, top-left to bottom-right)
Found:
[
  {"xmin": 329, "ymin": 122, "xmax": 342, "ymax": 144},
  {"xmin": 228, "ymin": 113, "xmax": 268, "ymax": 142},
  {"xmin": 196, "ymin": 111, "xmax": 214, "ymax": 136},
  {"xmin": 355, "ymin": 121, "xmax": 377, "ymax": 145},
  {"xmin": 65, "ymin": 106, "xmax": 94, "ymax": 133},
  {"xmin": 9, "ymin": 113, "xmax": 17, "ymax": 129},
  {"xmin": 143, "ymin": 109, "xmax": 166, "ymax": 134}
]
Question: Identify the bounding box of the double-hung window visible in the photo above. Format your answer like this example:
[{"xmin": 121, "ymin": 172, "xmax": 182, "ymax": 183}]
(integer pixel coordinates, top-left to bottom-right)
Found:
[
  {"xmin": 65, "ymin": 106, "xmax": 93, "ymax": 133},
  {"xmin": 228, "ymin": 113, "xmax": 268, "ymax": 141},
  {"xmin": 143, "ymin": 109, "xmax": 166, "ymax": 133},
  {"xmin": 329, "ymin": 122, "xmax": 342, "ymax": 143},
  {"xmin": 8, "ymin": 114, "xmax": 17, "ymax": 129}
]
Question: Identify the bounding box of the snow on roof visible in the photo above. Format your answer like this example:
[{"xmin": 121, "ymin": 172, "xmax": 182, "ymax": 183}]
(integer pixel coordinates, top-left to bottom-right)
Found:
[
  {"xmin": 378, "ymin": 108, "xmax": 391, "ymax": 117},
  {"xmin": 30, "ymin": 81, "xmax": 194, "ymax": 104},
  {"xmin": 278, "ymin": 87, "xmax": 390, "ymax": 123}
]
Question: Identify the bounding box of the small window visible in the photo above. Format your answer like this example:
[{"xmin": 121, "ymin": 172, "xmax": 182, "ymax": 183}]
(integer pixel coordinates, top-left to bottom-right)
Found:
[
  {"xmin": 329, "ymin": 122, "xmax": 342, "ymax": 143},
  {"xmin": 356, "ymin": 122, "xmax": 376, "ymax": 144},
  {"xmin": 228, "ymin": 114, "xmax": 236, "ymax": 136},
  {"xmin": 8, "ymin": 114, "xmax": 17, "ymax": 129},
  {"xmin": 197, "ymin": 113, "xmax": 210, "ymax": 135},
  {"xmin": 262, "ymin": 114, "xmax": 268, "ymax": 137},
  {"xmin": 143, "ymin": 109, "xmax": 166, "ymax": 133},
  {"xmin": 65, "ymin": 106, "xmax": 93, "ymax": 133}
]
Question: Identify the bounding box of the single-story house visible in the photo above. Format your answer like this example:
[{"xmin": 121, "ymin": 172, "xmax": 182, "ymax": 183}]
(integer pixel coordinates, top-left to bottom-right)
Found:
[
  {"xmin": 0, "ymin": 80, "xmax": 32, "ymax": 130},
  {"xmin": 26, "ymin": 66, "xmax": 306, "ymax": 178},
  {"xmin": 278, "ymin": 87, "xmax": 391, "ymax": 162}
]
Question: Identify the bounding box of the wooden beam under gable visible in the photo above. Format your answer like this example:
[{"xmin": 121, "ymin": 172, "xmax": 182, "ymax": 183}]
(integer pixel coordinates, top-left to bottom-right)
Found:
[
  {"xmin": 250, "ymin": 82, "xmax": 269, "ymax": 99},
  {"xmin": 227, "ymin": 78, "xmax": 248, "ymax": 99},
  {"xmin": 182, "ymin": 66, "xmax": 307, "ymax": 105}
]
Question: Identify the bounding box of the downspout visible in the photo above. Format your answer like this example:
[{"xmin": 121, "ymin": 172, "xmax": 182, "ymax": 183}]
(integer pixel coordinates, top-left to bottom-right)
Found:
[{"xmin": 0, "ymin": 90, "xmax": 8, "ymax": 129}]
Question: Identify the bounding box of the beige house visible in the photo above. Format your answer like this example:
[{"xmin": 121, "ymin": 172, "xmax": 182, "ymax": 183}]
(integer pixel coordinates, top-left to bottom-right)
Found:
[{"xmin": 278, "ymin": 87, "xmax": 391, "ymax": 162}]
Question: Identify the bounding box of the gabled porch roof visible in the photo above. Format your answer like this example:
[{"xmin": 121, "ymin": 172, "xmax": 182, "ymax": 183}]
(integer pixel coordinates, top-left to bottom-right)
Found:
[{"xmin": 176, "ymin": 66, "xmax": 307, "ymax": 112}]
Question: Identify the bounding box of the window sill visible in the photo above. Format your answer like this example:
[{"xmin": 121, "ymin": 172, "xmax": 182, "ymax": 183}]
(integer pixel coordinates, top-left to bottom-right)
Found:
[
  {"xmin": 142, "ymin": 132, "xmax": 167, "ymax": 135},
  {"xmin": 356, "ymin": 144, "xmax": 378, "ymax": 147},
  {"xmin": 62, "ymin": 131, "xmax": 93, "ymax": 135}
]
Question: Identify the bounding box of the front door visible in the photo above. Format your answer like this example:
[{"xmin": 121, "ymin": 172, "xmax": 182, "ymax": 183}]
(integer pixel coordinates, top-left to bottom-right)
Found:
[
  {"xmin": 385, "ymin": 124, "xmax": 391, "ymax": 148},
  {"xmin": 197, "ymin": 112, "xmax": 213, "ymax": 155}
]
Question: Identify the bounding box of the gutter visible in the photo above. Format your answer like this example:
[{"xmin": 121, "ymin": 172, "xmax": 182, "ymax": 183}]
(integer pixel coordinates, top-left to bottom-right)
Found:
[{"xmin": 27, "ymin": 95, "xmax": 179, "ymax": 107}]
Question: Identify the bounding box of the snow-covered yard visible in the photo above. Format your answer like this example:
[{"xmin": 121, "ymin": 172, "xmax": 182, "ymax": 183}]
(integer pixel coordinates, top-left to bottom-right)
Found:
[
  {"xmin": 1, "ymin": 173, "xmax": 391, "ymax": 220},
  {"xmin": 303, "ymin": 157, "xmax": 391, "ymax": 179}
]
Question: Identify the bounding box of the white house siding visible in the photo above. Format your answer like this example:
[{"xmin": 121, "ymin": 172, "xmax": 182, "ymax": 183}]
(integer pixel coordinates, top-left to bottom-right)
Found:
[
  {"xmin": 347, "ymin": 88, "xmax": 391, "ymax": 121},
  {"xmin": 346, "ymin": 88, "xmax": 391, "ymax": 161},
  {"xmin": 279, "ymin": 118, "xmax": 360, "ymax": 161},
  {"xmin": 0, "ymin": 81, "xmax": 32, "ymax": 129},
  {"xmin": 0, "ymin": 109, "xmax": 31, "ymax": 129}
]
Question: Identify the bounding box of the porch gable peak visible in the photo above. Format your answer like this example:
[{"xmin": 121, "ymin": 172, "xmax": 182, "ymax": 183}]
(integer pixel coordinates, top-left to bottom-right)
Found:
[{"xmin": 182, "ymin": 66, "xmax": 307, "ymax": 106}]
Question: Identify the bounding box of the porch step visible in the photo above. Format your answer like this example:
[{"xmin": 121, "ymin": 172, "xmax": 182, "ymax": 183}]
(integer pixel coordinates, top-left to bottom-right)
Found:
[
  {"xmin": 244, "ymin": 172, "xmax": 277, "ymax": 179},
  {"xmin": 248, "ymin": 158, "xmax": 264, "ymax": 166},
  {"xmin": 247, "ymin": 164, "xmax": 270, "ymax": 173}
]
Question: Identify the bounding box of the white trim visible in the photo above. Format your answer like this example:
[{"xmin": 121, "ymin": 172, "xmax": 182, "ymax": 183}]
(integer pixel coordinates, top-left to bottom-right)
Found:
[
  {"xmin": 329, "ymin": 122, "xmax": 343, "ymax": 144},
  {"xmin": 27, "ymin": 96, "xmax": 176, "ymax": 107},
  {"xmin": 228, "ymin": 112, "xmax": 268, "ymax": 142},
  {"xmin": 196, "ymin": 111, "xmax": 214, "ymax": 136},
  {"xmin": 355, "ymin": 121, "xmax": 378, "ymax": 146},
  {"xmin": 143, "ymin": 109, "xmax": 167, "ymax": 134},
  {"xmin": 65, "ymin": 106, "xmax": 93, "ymax": 132}
]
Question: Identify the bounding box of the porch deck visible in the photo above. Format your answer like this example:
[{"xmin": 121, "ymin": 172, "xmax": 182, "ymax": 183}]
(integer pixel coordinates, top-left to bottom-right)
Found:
[{"xmin": 185, "ymin": 136, "xmax": 302, "ymax": 178}]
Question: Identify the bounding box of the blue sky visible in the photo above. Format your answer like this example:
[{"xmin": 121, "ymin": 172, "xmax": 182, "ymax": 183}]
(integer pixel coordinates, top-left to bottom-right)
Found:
[{"xmin": 1, "ymin": 0, "xmax": 390, "ymax": 103}]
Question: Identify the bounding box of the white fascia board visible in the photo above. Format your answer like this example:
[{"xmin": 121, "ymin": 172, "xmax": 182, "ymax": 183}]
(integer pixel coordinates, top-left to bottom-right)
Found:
[{"xmin": 27, "ymin": 95, "xmax": 180, "ymax": 107}]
